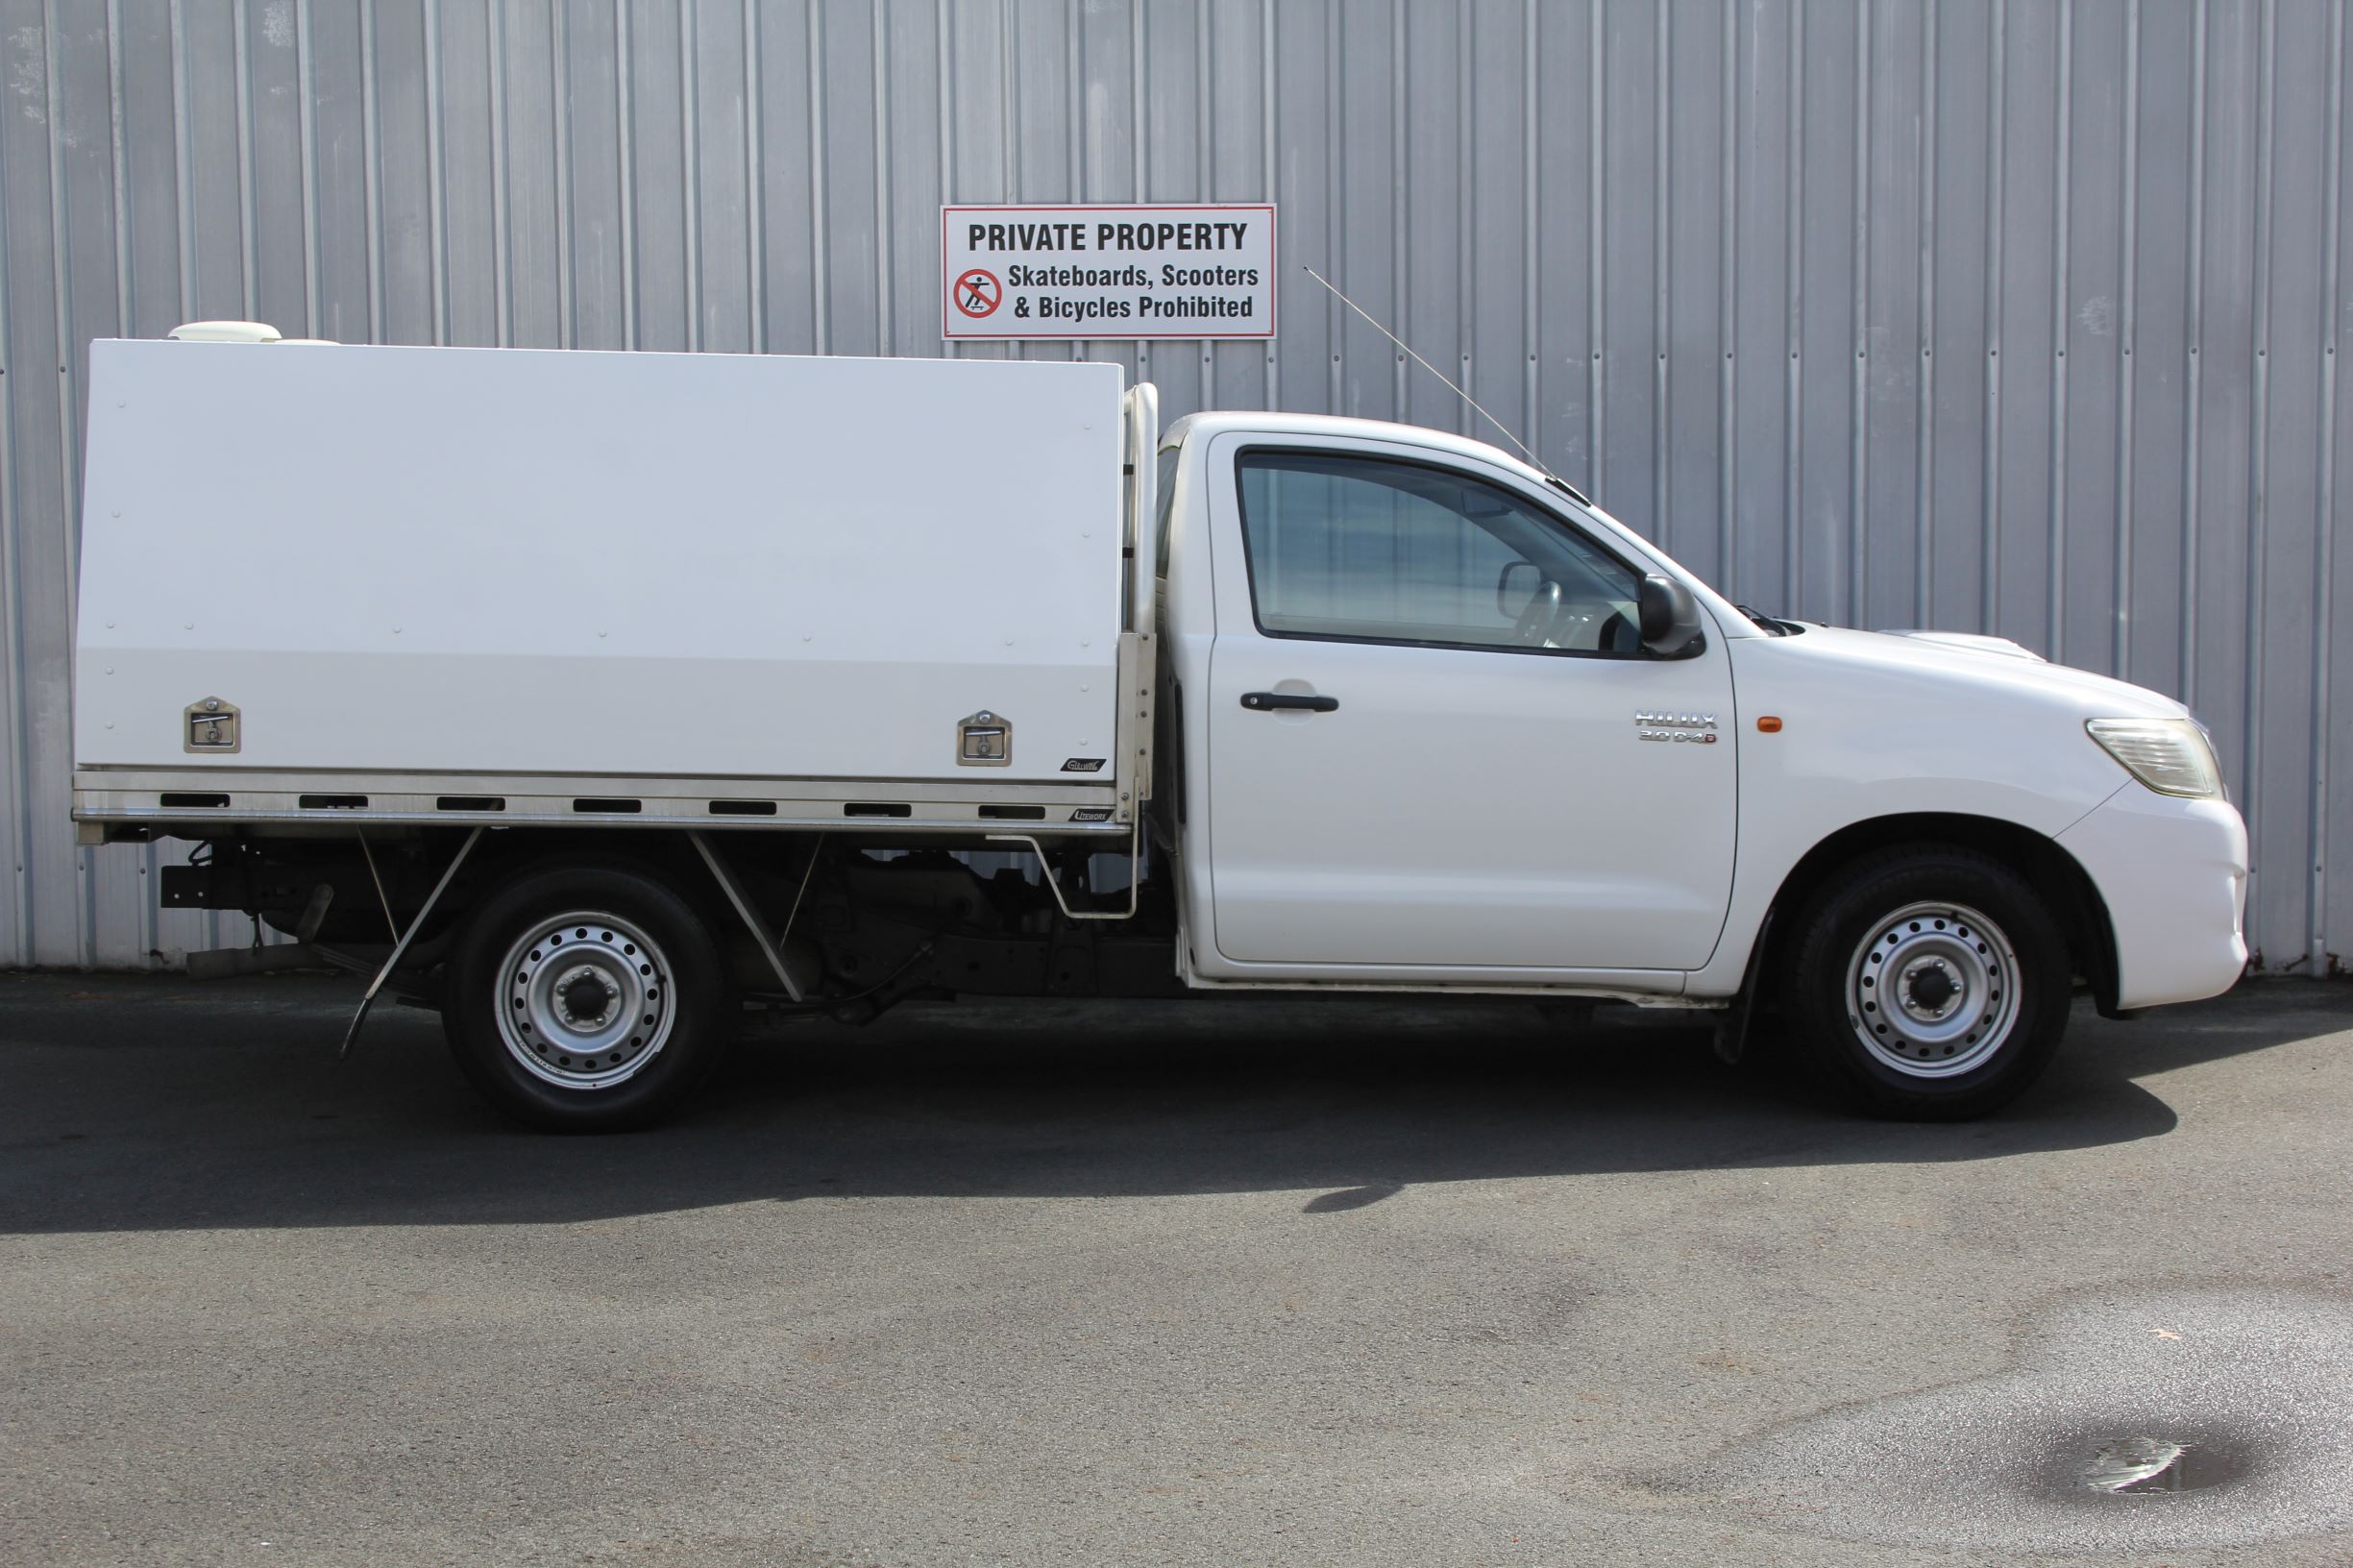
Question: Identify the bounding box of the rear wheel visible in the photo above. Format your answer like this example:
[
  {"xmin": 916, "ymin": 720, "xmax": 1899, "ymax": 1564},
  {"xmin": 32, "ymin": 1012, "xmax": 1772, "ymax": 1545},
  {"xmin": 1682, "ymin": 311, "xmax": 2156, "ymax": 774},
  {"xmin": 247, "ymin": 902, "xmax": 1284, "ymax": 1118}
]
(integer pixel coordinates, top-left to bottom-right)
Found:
[
  {"xmin": 442, "ymin": 862, "xmax": 733, "ymax": 1132},
  {"xmin": 1783, "ymin": 846, "xmax": 2072, "ymax": 1119}
]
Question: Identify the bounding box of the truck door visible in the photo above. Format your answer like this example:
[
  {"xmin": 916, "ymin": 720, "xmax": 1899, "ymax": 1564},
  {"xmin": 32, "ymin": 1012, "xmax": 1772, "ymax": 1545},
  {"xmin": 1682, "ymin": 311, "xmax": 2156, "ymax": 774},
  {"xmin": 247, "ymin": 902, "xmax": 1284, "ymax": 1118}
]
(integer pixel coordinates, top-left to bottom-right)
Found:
[{"xmin": 1201, "ymin": 434, "xmax": 1736, "ymax": 974}]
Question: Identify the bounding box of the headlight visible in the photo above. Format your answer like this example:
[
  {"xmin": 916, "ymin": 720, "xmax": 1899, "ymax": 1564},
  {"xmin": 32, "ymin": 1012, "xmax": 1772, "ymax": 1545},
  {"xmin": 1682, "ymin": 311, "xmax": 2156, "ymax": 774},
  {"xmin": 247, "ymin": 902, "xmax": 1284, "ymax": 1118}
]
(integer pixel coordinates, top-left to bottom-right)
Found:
[{"xmin": 2086, "ymin": 718, "xmax": 2223, "ymax": 798}]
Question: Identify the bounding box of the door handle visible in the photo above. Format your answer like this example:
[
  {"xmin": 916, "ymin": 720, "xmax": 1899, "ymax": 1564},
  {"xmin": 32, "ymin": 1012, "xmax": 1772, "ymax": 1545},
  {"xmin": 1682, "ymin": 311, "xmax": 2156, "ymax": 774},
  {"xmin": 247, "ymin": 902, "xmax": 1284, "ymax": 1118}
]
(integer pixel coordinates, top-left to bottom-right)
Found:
[{"xmin": 1240, "ymin": 691, "xmax": 1339, "ymax": 713}]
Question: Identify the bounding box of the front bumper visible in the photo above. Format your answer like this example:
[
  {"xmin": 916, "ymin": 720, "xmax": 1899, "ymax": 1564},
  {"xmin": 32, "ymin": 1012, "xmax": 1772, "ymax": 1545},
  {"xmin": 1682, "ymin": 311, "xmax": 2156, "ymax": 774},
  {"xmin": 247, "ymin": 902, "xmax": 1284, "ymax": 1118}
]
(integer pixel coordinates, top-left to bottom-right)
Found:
[{"xmin": 2055, "ymin": 786, "xmax": 2249, "ymax": 1010}]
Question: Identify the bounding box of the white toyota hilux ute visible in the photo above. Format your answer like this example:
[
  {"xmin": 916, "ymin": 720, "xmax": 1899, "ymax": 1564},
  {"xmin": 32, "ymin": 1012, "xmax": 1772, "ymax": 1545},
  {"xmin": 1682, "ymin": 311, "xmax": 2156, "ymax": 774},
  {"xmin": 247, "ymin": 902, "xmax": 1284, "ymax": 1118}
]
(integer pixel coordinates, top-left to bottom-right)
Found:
[{"xmin": 71, "ymin": 334, "xmax": 2249, "ymax": 1130}]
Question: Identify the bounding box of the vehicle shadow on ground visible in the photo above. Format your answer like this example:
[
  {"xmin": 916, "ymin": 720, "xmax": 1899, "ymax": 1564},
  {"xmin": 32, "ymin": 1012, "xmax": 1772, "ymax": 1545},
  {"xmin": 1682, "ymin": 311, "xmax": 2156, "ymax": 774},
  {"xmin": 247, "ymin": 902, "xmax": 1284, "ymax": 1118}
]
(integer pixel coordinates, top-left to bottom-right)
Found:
[{"xmin": 1, "ymin": 973, "xmax": 2343, "ymax": 1234}]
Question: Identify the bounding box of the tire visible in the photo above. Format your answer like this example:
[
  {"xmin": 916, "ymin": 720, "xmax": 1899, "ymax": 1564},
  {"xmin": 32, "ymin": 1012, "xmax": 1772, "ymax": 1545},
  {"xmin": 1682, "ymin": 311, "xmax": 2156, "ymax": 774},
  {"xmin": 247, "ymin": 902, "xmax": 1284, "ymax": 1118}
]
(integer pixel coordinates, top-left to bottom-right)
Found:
[
  {"xmin": 1782, "ymin": 845, "xmax": 2072, "ymax": 1120},
  {"xmin": 441, "ymin": 861, "xmax": 735, "ymax": 1132}
]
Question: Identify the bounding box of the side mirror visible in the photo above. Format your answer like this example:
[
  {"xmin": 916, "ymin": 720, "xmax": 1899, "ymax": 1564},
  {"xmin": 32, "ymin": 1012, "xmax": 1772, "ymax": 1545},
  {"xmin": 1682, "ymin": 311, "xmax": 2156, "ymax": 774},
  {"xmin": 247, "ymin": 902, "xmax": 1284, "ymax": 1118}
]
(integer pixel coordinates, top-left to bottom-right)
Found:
[
  {"xmin": 1496, "ymin": 560, "xmax": 1541, "ymax": 617},
  {"xmin": 1638, "ymin": 574, "xmax": 1704, "ymax": 658}
]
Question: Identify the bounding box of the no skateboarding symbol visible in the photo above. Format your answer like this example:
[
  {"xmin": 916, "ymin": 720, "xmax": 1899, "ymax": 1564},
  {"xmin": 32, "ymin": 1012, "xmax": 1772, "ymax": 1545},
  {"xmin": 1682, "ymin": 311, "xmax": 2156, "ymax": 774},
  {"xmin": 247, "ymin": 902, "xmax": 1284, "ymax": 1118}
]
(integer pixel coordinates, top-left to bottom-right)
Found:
[{"xmin": 952, "ymin": 268, "xmax": 1001, "ymax": 319}]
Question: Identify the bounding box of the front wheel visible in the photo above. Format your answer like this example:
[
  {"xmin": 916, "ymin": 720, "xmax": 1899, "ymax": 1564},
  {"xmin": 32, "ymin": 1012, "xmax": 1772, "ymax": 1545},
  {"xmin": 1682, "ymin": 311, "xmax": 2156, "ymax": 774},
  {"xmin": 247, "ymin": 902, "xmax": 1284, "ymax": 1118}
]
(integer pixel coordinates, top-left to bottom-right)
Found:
[
  {"xmin": 441, "ymin": 862, "xmax": 734, "ymax": 1132},
  {"xmin": 1782, "ymin": 846, "xmax": 2073, "ymax": 1119}
]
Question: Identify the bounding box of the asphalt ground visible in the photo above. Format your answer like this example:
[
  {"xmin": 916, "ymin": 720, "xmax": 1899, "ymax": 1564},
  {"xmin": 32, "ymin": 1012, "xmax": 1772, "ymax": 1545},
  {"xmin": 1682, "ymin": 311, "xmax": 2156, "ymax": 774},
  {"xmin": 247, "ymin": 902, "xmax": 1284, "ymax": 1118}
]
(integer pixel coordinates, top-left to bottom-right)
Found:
[{"xmin": 2, "ymin": 970, "xmax": 2350, "ymax": 1567}]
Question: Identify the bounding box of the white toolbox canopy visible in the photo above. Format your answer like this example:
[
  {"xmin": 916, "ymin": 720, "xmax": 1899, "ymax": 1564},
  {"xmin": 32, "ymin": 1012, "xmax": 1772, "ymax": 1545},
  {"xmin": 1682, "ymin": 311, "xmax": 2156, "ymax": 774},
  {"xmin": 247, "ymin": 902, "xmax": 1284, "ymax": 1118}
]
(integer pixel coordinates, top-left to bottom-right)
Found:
[{"xmin": 75, "ymin": 341, "xmax": 1134, "ymax": 796}]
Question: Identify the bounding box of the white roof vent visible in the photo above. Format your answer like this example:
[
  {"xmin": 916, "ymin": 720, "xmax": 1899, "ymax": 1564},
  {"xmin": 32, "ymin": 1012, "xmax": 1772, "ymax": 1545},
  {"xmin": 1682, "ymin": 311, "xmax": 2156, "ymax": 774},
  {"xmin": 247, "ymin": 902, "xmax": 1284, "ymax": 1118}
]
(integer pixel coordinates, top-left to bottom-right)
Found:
[{"xmin": 168, "ymin": 320, "xmax": 282, "ymax": 344}]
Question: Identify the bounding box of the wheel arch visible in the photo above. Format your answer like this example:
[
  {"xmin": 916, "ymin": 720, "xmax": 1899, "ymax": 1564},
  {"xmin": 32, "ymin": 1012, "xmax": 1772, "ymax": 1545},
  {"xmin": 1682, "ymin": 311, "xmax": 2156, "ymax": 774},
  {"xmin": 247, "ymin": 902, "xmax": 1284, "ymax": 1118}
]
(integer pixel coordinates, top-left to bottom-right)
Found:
[
  {"xmin": 1752, "ymin": 812, "xmax": 2120, "ymax": 1017},
  {"xmin": 398, "ymin": 830, "xmax": 765, "ymax": 1001}
]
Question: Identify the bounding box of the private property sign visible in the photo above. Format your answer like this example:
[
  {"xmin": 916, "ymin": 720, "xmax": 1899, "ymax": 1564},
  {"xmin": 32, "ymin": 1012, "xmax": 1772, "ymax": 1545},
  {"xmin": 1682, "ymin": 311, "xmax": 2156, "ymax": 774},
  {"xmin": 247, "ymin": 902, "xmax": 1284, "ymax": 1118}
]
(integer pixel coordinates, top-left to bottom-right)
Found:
[{"xmin": 941, "ymin": 204, "xmax": 1276, "ymax": 340}]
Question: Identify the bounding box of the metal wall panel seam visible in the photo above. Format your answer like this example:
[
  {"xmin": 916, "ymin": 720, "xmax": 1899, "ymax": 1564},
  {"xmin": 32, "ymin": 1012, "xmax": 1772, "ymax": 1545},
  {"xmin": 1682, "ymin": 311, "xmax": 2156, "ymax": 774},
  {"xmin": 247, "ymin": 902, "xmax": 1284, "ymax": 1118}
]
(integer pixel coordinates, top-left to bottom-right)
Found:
[
  {"xmin": 1716, "ymin": 0, "xmax": 1735, "ymax": 596},
  {"xmin": 295, "ymin": 0, "xmax": 318, "ymax": 336},
  {"xmin": 2045, "ymin": 0, "xmax": 2071, "ymax": 661},
  {"xmin": 1652, "ymin": 0, "xmax": 1668, "ymax": 550},
  {"xmin": 40, "ymin": 0, "xmax": 92, "ymax": 964},
  {"xmin": 424, "ymin": 0, "xmax": 448, "ymax": 342},
  {"xmin": 169, "ymin": 0, "xmax": 194, "ymax": 318},
  {"xmin": 2112, "ymin": 0, "xmax": 2138, "ymax": 677},
  {"xmin": 1587, "ymin": 0, "xmax": 1602, "ymax": 489},
  {"xmin": 551, "ymin": 0, "xmax": 573, "ymax": 348},
  {"xmin": 805, "ymin": 0, "xmax": 827, "ymax": 355},
  {"xmin": 102, "ymin": 0, "xmax": 156, "ymax": 965},
  {"xmin": 683, "ymin": 0, "xmax": 702, "ymax": 353},
  {"xmin": 1096, "ymin": 0, "xmax": 1115, "ymax": 372},
  {"xmin": 1391, "ymin": 0, "xmax": 1404, "ymax": 418},
  {"xmin": 2182, "ymin": 0, "xmax": 2206, "ymax": 703},
  {"xmin": 1915, "ymin": 0, "xmax": 1938, "ymax": 626},
  {"xmin": 1066, "ymin": 0, "xmax": 1084, "ymax": 365},
  {"xmin": 874, "ymin": 0, "xmax": 892, "ymax": 357},
  {"xmin": 232, "ymin": 0, "xmax": 256, "ymax": 316},
  {"xmin": 1262, "ymin": 0, "xmax": 1275, "ymax": 399},
  {"xmin": 488, "ymin": 0, "xmax": 511, "ymax": 347},
  {"xmin": 1197, "ymin": 0, "xmax": 1212, "ymax": 382},
  {"xmin": 976, "ymin": 0, "xmax": 1005, "ymax": 361},
  {"xmin": 937, "ymin": 0, "xmax": 960, "ymax": 359},
  {"xmin": 2310, "ymin": 0, "xmax": 2344, "ymax": 970},
  {"xmin": 1849, "ymin": 0, "xmax": 1870, "ymax": 626},
  {"xmin": 64, "ymin": 0, "xmax": 97, "ymax": 961},
  {"xmin": 1784, "ymin": 0, "xmax": 1804, "ymax": 615},
  {"xmin": 1523, "ymin": 0, "xmax": 1536, "ymax": 456},
  {"xmin": 746, "ymin": 0, "xmax": 765, "ymax": 354},
  {"xmin": 1002, "ymin": 0, "xmax": 1020, "ymax": 359},
  {"xmin": 1006, "ymin": 0, "xmax": 1019, "ymax": 209},
  {"xmin": 100, "ymin": 0, "xmax": 126, "ymax": 331},
  {"xmin": 615, "ymin": 0, "xmax": 636, "ymax": 351},
  {"xmin": 103, "ymin": 0, "xmax": 155, "ymax": 963},
  {"xmin": 105, "ymin": 0, "xmax": 130, "ymax": 333},
  {"xmin": 1324, "ymin": 0, "xmax": 1339, "ymax": 414},
  {"xmin": 360, "ymin": 0, "xmax": 382, "ymax": 341},
  {"xmin": 1458, "ymin": 0, "xmax": 1471, "ymax": 437},
  {"xmin": 2243, "ymin": 0, "xmax": 2277, "ymax": 951},
  {"xmin": 1128, "ymin": 0, "xmax": 1145, "ymax": 380},
  {"xmin": 0, "ymin": 12, "xmax": 32, "ymax": 964},
  {"xmin": 1981, "ymin": 0, "xmax": 2004, "ymax": 634},
  {"xmin": 173, "ymin": 0, "xmax": 220, "ymax": 953}
]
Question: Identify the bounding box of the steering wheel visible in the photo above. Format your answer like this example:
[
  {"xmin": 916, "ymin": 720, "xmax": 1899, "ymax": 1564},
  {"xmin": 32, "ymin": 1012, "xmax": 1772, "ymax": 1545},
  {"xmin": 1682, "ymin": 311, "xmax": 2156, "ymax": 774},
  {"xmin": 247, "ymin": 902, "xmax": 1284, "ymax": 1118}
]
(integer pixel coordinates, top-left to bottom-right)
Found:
[{"xmin": 1511, "ymin": 579, "xmax": 1562, "ymax": 646}]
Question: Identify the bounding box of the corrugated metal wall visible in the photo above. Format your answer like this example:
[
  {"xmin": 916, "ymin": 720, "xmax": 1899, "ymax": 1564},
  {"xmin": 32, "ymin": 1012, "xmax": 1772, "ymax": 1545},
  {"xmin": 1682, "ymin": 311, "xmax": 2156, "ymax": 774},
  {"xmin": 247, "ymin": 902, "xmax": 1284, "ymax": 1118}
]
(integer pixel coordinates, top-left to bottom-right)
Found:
[{"xmin": 1, "ymin": 0, "xmax": 2346, "ymax": 971}]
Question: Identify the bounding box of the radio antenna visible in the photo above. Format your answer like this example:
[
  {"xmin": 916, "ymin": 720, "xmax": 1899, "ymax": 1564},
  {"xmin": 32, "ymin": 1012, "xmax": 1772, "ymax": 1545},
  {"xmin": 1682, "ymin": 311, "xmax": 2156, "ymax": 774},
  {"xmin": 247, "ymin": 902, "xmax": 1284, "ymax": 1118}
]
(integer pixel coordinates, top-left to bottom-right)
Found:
[{"xmin": 1301, "ymin": 263, "xmax": 1582, "ymax": 500}]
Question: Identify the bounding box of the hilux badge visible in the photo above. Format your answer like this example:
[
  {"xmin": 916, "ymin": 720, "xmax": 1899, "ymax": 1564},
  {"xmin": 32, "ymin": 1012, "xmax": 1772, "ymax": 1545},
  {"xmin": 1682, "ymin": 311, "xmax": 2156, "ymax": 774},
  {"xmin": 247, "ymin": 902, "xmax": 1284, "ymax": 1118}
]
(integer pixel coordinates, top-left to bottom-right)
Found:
[{"xmin": 1634, "ymin": 711, "xmax": 1718, "ymax": 744}]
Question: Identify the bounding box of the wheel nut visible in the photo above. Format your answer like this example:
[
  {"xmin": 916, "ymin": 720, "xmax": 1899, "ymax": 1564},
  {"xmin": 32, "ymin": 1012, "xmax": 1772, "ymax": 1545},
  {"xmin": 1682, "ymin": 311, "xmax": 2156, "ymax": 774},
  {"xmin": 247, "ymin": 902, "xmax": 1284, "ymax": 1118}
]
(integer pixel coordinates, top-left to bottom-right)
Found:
[{"xmin": 557, "ymin": 967, "xmax": 615, "ymax": 1025}]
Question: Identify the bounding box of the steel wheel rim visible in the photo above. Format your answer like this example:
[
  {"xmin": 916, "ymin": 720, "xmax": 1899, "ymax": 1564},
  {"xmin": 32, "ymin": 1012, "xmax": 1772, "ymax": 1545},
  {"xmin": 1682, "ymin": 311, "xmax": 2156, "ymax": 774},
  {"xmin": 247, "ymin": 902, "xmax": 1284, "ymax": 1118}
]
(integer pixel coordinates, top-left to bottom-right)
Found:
[
  {"xmin": 496, "ymin": 910, "xmax": 674, "ymax": 1090},
  {"xmin": 1843, "ymin": 900, "xmax": 2021, "ymax": 1079}
]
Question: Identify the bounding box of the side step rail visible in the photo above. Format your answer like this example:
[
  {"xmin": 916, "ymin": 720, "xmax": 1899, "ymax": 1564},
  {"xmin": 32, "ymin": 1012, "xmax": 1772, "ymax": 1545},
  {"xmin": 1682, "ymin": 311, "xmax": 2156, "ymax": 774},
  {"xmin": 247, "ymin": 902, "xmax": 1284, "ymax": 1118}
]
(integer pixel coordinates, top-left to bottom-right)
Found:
[{"xmin": 984, "ymin": 818, "xmax": 1143, "ymax": 922}]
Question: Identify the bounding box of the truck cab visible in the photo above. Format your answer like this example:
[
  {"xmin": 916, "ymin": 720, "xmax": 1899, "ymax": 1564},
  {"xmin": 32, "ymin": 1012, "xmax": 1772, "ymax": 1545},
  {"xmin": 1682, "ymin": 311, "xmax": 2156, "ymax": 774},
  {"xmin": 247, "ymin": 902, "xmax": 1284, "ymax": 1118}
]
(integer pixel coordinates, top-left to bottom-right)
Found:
[{"xmin": 1156, "ymin": 409, "xmax": 2245, "ymax": 1050}]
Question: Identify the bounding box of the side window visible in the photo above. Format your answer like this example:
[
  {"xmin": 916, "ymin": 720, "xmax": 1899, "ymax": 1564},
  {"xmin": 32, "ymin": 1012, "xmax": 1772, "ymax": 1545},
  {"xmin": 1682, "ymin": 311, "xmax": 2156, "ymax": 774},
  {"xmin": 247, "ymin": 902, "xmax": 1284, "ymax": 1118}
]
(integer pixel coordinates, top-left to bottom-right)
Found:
[
  {"xmin": 1153, "ymin": 446, "xmax": 1181, "ymax": 579},
  {"xmin": 1234, "ymin": 451, "xmax": 1643, "ymax": 654}
]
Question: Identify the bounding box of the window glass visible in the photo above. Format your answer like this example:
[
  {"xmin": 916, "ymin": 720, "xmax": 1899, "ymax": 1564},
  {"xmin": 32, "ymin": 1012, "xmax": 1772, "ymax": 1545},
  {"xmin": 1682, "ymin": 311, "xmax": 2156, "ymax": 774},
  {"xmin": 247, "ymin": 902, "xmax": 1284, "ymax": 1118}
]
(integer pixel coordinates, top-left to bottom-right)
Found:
[
  {"xmin": 1153, "ymin": 446, "xmax": 1181, "ymax": 578},
  {"xmin": 1235, "ymin": 451, "xmax": 1643, "ymax": 654}
]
